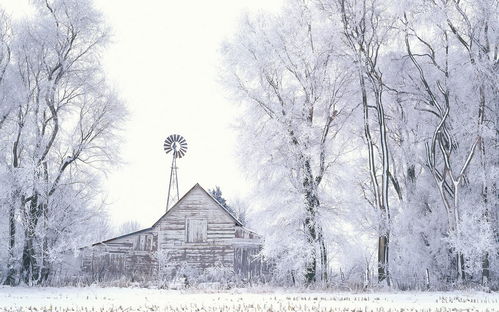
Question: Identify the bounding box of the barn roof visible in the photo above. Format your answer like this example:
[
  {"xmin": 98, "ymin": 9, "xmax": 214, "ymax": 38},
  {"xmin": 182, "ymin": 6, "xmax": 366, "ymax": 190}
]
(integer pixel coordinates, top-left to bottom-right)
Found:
[
  {"xmin": 92, "ymin": 227, "xmax": 152, "ymax": 246},
  {"xmin": 152, "ymin": 183, "xmax": 244, "ymax": 227},
  {"xmin": 89, "ymin": 183, "xmax": 244, "ymax": 247}
]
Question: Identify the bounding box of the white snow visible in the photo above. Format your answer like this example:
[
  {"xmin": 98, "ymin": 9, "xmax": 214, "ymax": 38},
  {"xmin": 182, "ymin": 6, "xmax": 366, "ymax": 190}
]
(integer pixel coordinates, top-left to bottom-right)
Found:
[{"xmin": 0, "ymin": 287, "xmax": 497, "ymax": 311}]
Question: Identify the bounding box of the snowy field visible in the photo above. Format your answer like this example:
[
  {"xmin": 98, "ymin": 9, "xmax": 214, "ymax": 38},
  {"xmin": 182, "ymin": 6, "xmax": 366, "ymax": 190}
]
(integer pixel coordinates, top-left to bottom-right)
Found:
[{"xmin": 0, "ymin": 287, "xmax": 498, "ymax": 312}]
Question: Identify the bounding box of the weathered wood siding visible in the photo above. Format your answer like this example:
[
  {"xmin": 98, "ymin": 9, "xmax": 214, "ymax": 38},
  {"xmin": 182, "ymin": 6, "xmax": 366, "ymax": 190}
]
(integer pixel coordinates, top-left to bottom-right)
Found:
[
  {"xmin": 156, "ymin": 185, "xmax": 236, "ymax": 271},
  {"xmin": 79, "ymin": 184, "xmax": 264, "ymax": 282},
  {"xmin": 80, "ymin": 230, "xmax": 158, "ymax": 281},
  {"xmin": 233, "ymin": 226, "xmax": 265, "ymax": 278}
]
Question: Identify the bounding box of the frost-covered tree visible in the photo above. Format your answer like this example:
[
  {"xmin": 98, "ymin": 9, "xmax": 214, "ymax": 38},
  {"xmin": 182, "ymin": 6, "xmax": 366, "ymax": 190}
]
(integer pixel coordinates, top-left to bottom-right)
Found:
[
  {"xmin": 222, "ymin": 0, "xmax": 355, "ymax": 285},
  {"xmin": 229, "ymin": 197, "xmax": 249, "ymax": 226},
  {"xmin": 209, "ymin": 186, "xmax": 248, "ymax": 225},
  {"xmin": 397, "ymin": 0, "xmax": 498, "ymax": 284},
  {"xmin": 0, "ymin": 9, "xmax": 13, "ymax": 130},
  {"xmin": 0, "ymin": 8, "xmax": 17, "ymax": 286},
  {"xmin": 0, "ymin": 0, "xmax": 124, "ymax": 285},
  {"xmin": 317, "ymin": 0, "xmax": 400, "ymax": 285},
  {"xmin": 116, "ymin": 220, "xmax": 142, "ymax": 236},
  {"xmin": 223, "ymin": 0, "xmax": 498, "ymax": 289},
  {"xmin": 210, "ymin": 186, "xmax": 229, "ymax": 210}
]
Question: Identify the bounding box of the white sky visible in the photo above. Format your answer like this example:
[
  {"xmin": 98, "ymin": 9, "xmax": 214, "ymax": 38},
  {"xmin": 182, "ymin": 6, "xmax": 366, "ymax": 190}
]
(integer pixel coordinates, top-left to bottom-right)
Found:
[{"xmin": 1, "ymin": 0, "xmax": 284, "ymax": 227}]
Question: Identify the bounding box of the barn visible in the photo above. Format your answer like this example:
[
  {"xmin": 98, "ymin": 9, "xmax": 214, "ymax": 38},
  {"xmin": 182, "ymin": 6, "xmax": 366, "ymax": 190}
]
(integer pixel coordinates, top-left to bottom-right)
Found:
[{"xmin": 79, "ymin": 183, "xmax": 264, "ymax": 282}]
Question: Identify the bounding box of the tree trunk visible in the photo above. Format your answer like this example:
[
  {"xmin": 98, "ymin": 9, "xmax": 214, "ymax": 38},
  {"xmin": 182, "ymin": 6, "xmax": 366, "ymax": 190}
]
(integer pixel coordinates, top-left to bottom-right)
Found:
[
  {"xmin": 482, "ymin": 252, "xmax": 489, "ymax": 286},
  {"xmin": 377, "ymin": 234, "xmax": 389, "ymax": 283},
  {"xmin": 21, "ymin": 194, "xmax": 41, "ymax": 284},
  {"xmin": 3, "ymin": 201, "xmax": 17, "ymax": 285},
  {"xmin": 478, "ymin": 85, "xmax": 491, "ymax": 286},
  {"xmin": 40, "ymin": 201, "xmax": 51, "ymax": 282},
  {"xmin": 304, "ymin": 210, "xmax": 317, "ymax": 284},
  {"xmin": 318, "ymin": 227, "xmax": 328, "ymax": 283},
  {"xmin": 5, "ymin": 120, "xmax": 23, "ymax": 285},
  {"xmin": 21, "ymin": 230, "xmax": 37, "ymax": 284},
  {"xmin": 303, "ymin": 161, "xmax": 319, "ymax": 284},
  {"xmin": 359, "ymin": 71, "xmax": 391, "ymax": 285},
  {"xmin": 373, "ymin": 86, "xmax": 391, "ymax": 286}
]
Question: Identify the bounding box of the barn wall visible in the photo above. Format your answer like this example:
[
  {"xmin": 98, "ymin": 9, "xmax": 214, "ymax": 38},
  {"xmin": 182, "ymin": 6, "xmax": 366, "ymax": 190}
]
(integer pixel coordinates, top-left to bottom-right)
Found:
[
  {"xmin": 155, "ymin": 186, "xmax": 236, "ymax": 274},
  {"xmin": 80, "ymin": 230, "xmax": 158, "ymax": 281},
  {"xmin": 234, "ymin": 226, "xmax": 265, "ymax": 278}
]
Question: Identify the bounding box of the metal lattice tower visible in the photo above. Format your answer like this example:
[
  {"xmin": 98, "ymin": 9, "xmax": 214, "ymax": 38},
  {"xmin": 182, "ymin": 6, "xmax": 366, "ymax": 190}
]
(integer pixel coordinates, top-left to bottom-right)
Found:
[{"xmin": 163, "ymin": 134, "xmax": 187, "ymax": 210}]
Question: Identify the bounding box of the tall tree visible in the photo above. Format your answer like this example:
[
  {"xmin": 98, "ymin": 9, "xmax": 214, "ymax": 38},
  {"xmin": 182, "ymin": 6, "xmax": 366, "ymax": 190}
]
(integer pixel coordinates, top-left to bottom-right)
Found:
[
  {"xmin": 222, "ymin": 0, "xmax": 498, "ymax": 289},
  {"xmin": 0, "ymin": 0, "xmax": 125, "ymax": 285},
  {"xmin": 0, "ymin": 8, "xmax": 18, "ymax": 286},
  {"xmin": 319, "ymin": 0, "xmax": 397, "ymax": 285},
  {"xmin": 222, "ymin": 0, "xmax": 354, "ymax": 284},
  {"xmin": 400, "ymin": 0, "xmax": 498, "ymax": 283}
]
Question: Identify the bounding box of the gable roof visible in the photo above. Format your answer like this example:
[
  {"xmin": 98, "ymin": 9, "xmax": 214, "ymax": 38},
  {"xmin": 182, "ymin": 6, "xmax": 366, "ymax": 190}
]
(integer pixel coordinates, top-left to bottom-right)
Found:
[
  {"xmin": 152, "ymin": 183, "xmax": 243, "ymax": 228},
  {"xmin": 87, "ymin": 183, "xmax": 244, "ymax": 248}
]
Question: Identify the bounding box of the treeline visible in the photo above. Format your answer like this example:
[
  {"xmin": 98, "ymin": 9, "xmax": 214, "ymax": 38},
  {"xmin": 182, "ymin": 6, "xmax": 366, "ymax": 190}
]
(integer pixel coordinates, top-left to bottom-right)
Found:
[
  {"xmin": 221, "ymin": 0, "xmax": 498, "ymax": 289},
  {"xmin": 0, "ymin": 0, "xmax": 124, "ymax": 285}
]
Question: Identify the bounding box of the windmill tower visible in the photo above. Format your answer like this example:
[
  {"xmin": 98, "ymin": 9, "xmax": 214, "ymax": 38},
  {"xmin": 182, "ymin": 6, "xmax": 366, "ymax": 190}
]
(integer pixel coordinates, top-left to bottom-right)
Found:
[{"xmin": 163, "ymin": 134, "xmax": 188, "ymax": 210}]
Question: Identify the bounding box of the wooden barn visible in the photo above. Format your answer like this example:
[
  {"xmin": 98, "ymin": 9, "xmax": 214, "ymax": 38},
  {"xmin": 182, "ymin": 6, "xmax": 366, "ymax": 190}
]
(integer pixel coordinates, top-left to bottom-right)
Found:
[{"xmin": 79, "ymin": 183, "xmax": 264, "ymax": 282}]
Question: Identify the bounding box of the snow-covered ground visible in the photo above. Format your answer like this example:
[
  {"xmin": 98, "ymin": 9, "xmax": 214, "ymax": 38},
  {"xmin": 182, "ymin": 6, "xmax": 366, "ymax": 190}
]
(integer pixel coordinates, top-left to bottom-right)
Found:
[{"xmin": 0, "ymin": 286, "xmax": 497, "ymax": 311}]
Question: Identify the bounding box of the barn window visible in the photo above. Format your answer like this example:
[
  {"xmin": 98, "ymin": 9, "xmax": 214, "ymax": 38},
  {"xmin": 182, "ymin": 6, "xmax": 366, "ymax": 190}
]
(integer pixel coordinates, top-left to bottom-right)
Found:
[{"xmin": 186, "ymin": 219, "xmax": 207, "ymax": 243}]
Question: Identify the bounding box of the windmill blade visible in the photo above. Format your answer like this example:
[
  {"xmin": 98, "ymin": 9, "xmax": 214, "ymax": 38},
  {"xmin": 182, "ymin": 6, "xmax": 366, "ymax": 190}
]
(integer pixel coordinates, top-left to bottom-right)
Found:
[
  {"xmin": 163, "ymin": 139, "xmax": 173, "ymax": 153},
  {"xmin": 164, "ymin": 134, "xmax": 188, "ymax": 158}
]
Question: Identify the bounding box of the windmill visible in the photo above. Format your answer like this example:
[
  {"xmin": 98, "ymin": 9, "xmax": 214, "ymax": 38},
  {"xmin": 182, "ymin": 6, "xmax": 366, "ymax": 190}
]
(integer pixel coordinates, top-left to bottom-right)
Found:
[{"xmin": 163, "ymin": 134, "xmax": 188, "ymax": 210}]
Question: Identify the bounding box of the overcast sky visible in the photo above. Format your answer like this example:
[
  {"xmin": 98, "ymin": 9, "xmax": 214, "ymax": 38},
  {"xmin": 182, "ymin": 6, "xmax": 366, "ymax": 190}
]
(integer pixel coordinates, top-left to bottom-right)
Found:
[{"xmin": 2, "ymin": 0, "xmax": 283, "ymax": 227}]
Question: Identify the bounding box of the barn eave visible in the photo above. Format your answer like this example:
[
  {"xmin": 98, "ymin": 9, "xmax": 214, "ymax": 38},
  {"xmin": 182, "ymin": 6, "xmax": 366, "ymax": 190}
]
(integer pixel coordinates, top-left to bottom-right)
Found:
[{"xmin": 91, "ymin": 227, "xmax": 153, "ymax": 247}]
